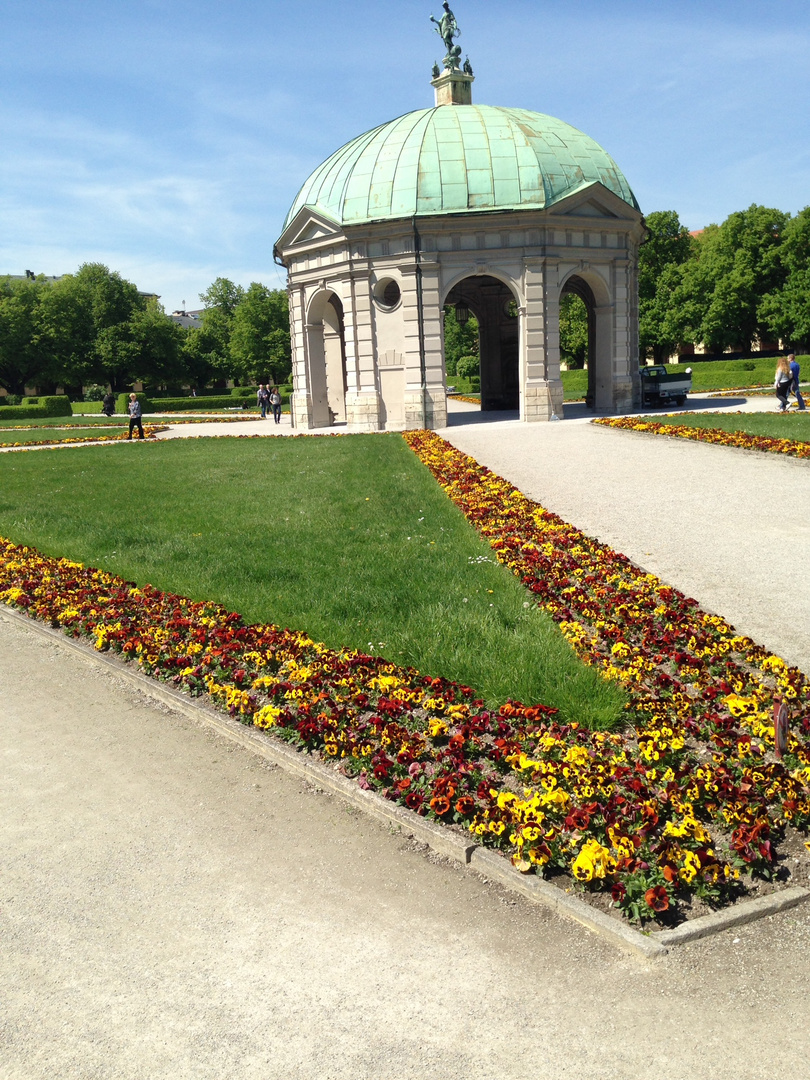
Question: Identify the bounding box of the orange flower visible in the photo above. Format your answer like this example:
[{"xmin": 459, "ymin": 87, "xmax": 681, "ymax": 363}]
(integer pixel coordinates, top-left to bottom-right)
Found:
[{"xmin": 645, "ymin": 885, "xmax": 669, "ymax": 912}]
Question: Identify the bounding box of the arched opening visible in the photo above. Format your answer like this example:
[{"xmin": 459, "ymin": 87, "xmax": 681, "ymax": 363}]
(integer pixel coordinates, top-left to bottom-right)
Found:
[
  {"xmin": 444, "ymin": 276, "xmax": 519, "ymax": 410},
  {"xmin": 560, "ymin": 276, "xmax": 596, "ymax": 408},
  {"xmin": 559, "ymin": 293, "xmax": 589, "ymax": 371},
  {"xmin": 305, "ymin": 291, "xmax": 348, "ymax": 426},
  {"xmin": 560, "ymin": 273, "xmax": 612, "ymax": 411}
]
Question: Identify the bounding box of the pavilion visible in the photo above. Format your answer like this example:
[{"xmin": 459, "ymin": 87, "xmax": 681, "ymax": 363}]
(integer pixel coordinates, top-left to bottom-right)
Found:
[{"xmin": 274, "ymin": 9, "xmax": 645, "ymax": 430}]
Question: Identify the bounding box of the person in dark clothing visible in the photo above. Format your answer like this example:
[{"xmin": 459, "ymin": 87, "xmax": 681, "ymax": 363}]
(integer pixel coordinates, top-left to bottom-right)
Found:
[
  {"xmin": 102, "ymin": 391, "xmax": 115, "ymax": 417},
  {"xmin": 269, "ymin": 386, "xmax": 282, "ymax": 424},
  {"xmin": 788, "ymin": 353, "xmax": 806, "ymax": 411}
]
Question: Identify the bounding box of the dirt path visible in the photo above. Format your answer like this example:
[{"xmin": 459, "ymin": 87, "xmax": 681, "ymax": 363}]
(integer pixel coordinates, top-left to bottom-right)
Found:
[{"xmin": 2, "ymin": 611, "xmax": 810, "ymax": 1079}]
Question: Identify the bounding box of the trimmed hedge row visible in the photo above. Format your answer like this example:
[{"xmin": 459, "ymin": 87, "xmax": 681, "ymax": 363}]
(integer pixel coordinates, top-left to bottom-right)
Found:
[
  {"xmin": 149, "ymin": 395, "xmax": 254, "ymax": 412},
  {"xmin": 0, "ymin": 395, "xmax": 72, "ymax": 420},
  {"xmin": 115, "ymin": 393, "xmax": 255, "ymax": 413}
]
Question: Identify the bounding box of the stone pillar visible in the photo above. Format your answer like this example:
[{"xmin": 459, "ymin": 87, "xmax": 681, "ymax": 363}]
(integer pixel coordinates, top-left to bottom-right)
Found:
[
  {"xmin": 522, "ymin": 259, "xmax": 564, "ymax": 421},
  {"xmin": 608, "ymin": 256, "xmax": 635, "ymax": 414},
  {"xmin": 402, "ymin": 259, "xmax": 447, "ymax": 429},
  {"xmin": 344, "ymin": 266, "xmax": 382, "ymax": 430},
  {"xmin": 289, "ymin": 287, "xmax": 316, "ymax": 429},
  {"xmin": 592, "ymin": 303, "xmax": 616, "ymax": 412}
]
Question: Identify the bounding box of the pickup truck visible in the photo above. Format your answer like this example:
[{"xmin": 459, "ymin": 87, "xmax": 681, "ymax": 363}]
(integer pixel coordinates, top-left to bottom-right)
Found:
[{"xmin": 639, "ymin": 365, "xmax": 691, "ymax": 407}]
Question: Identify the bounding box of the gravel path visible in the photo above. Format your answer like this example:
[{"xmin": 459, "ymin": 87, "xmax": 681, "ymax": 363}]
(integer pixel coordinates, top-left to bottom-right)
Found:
[{"xmin": 3, "ymin": 611, "xmax": 810, "ymax": 1080}]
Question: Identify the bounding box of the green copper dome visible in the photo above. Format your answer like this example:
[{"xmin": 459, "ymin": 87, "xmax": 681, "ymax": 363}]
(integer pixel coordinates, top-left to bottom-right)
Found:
[{"xmin": 283, "ymin": 104, "xmax": 639, "ymax": 230}]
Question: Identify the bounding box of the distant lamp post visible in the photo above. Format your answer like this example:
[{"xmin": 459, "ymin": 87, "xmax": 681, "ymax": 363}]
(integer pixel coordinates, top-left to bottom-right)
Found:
[{"xmin": 454, "ymin": 300, "xmax": 470, "ymax": 325}]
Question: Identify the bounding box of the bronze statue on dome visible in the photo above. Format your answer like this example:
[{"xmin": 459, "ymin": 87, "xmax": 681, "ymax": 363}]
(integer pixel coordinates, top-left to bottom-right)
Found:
[{"xmin": 430, "ymin": 2, "xmax": 463, "ymax": 70}]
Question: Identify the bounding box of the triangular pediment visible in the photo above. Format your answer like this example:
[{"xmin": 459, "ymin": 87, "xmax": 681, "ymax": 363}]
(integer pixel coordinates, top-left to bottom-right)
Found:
[
  {"xmin": 569, "ymin": 198, "xmax": 619, "ymax": 218},
  {"xmin": 275, "ymin": 205, "xmax": 344, "ymax": 256},
  {"xmin": 294, "ymin": 219, "xmax": 339, "ymax": 243},
  {"xmin": 550, "ymin": 181, "xmax": 642, "ymax": 223}
]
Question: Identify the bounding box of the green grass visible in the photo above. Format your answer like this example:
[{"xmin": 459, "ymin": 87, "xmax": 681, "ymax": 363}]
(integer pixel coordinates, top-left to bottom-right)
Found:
[
  {"xmin": 0, "ymin": 434, "xmax": 625, "ymax": 727},
  {"xmin": 561, "ymin": 370, "xmax": 588, "ymax": 400},
  {"xmin": 559, "ymin": 356, "xmax": 810, "ymax": 402},
  {"xmin": 0, "ymin": 414, "xmax": 128, "ymax": 430},
  {"xmin": 0, "ymin": 424, "xmax": 130, "ymax": 445},
  {"xmin": 651, "ymin": 410, "xmax": 810, "ymax": 441},
  {"xmin": 663, "ymin": 355, "xmax": 809, "ymax": 392}
]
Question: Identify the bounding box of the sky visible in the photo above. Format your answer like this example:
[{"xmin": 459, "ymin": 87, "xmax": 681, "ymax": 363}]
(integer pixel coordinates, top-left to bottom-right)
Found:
[{"xmin": 2, "ymin": 0, "xmax": 810, "ymax": 312}]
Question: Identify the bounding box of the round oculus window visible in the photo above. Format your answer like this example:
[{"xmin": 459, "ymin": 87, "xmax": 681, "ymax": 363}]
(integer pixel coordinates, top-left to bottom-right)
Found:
[{"xmin": 374, "ymin": 278, "xmax": 401, "ymax": 310}]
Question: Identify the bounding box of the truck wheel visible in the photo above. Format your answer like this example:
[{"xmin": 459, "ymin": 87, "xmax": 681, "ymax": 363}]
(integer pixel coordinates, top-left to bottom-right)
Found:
[{"xmin": 677, "ymin": 396, "xmax": 686, "ymax": 406}]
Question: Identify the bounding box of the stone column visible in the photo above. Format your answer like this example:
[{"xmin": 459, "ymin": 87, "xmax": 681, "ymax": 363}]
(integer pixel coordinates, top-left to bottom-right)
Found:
[
  {"xmin": 344, "ymin": 262, "xmax": 382, "ymax": 430},
  {"xmin": 402, "ymin": 258, "xmax": 447, "ymax": 430},
  {"xmin": 608, "ymin": 256, "xmax": 634, "ymax": 413},
  {"xmin": 289, "ymin": 286, "xmax": 314, "ymax": 429},
  {"xmin": 522, "ymin": 258, "xmax": 564, "ymax": 421}
]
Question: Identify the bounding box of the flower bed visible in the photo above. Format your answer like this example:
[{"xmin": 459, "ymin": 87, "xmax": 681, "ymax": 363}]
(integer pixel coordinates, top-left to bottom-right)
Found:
[
  {"xmin": 0, "ymin": 425, "xmax": 167, "ymax": 450},
  {"xmin": 402, "ymin": 430, "xmax": 810, "ymax": 919},
  {"xmin": 593, "ymin": 415, "xmax": 810, "ymax": 459},
  {"xmin": 1, "ymin": 429, "xmax": 809, "ymax": 924}
]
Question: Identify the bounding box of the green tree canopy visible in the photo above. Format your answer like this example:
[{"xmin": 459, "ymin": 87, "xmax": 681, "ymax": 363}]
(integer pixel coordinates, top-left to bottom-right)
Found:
[
  {"xmin": 229, "ymin": 283, "xmax": 291, "ymax": 385},
  {"xmin": 443, "ymin": 306, "xmax": 479, "ymax": 377},
  {"xmin": 0, "ymin": 276, "xmax": 57, "ymax": 395},
  {"xmin": 760, "ymin": 206, "xmax": 810, "ymax": 348},
  {"xmin": 49, "ymin": 263, "xmax": 146, "ymax": 390},
  {"xmin": 559, "ymin": 292, "xmax": 589, "ymax": 369},
  {"xmin": 638, "ymin": 210, "xmax": 694, "ymax": 363},
  {"xmin": 692, "ymin": 205, "xmax": 787, "ymax": 352},
  {"xmin": 196, "ymin": 277, "xmax": 244, "ymax": 378}
]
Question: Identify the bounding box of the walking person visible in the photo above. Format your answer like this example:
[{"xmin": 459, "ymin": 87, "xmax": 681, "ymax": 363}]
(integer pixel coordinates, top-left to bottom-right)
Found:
[
  {"xmin": 269, "ymin": 385, "xmax": 282, "ymax": 424},
  {"xmin": 788, "ymin": 353, "xmax": 806, "ymax": 411},
  {"xmin": 257, "ymin": 383, "xmax": 269, "ymax": 419},
  {"xmin": 775, "ymin": 356, "xmax": 793, "ymax": 412},
  {"xmin": 127, "ymin": 393, "xmax": 145, "ymax": 439},
  {"xmin": 101, "ymin": 390, "xmax": 115, "ymax": 417}
]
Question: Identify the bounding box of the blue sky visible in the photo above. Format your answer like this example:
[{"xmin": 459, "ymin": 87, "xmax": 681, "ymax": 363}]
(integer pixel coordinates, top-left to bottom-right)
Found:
[{"xmin": 2, "ymin": 0, "xmax": 809, "ymax": 312}]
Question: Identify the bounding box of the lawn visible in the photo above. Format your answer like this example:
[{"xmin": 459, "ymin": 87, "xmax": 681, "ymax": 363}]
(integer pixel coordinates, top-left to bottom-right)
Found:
[
  {"xmin": 0, "ymin": 414, "xmax": 126, "ymax": 430},
  {"xmin": 679, "ymin": 355, "xmax": 809, "ymax": 392},
  {"xmin": 649, "ymin": 410, "xmax": 810, "ymax": 441},
  {"xmin": 558, "ymin": 356, "xmax": 810, "ymax": 403},
  {"xmin": 0, "ymin": 423, "xmax": 131, "ymax": 445},
  {"xmin": 0, "ymin": 433, "xmax": 624, "ymax": 725}
]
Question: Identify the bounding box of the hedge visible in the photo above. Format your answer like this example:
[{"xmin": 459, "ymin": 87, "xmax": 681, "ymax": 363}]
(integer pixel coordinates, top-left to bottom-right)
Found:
[
  {"xmin": 0, "ymin": 395, "xmax": 72, "ymax": 420},
  {"xmin": 233, "ymin": 385, "xmax": 292, "ymax": 403},
  {"xmin": 144, "ymin": 395, "xmax": 252, "ymax": 413},
  {"xmin": 116, "ymin": 392, "xmax": 151, "ymax": 415}
]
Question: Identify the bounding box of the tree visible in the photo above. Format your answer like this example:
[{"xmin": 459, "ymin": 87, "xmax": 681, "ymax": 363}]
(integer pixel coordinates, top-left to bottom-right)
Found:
[
  {"xmin": 761, "ymin": 206, "xmax": 810, "ymax": 348},
  {"xmin": 638, "ymin": 210, "xmax": 694, "ymax": 362},
  {"xmin": 0, "ymin": 276, "xmax": 57, "ymax": 394},
  {"xmin": 229, "ymin": 284, "xmax": 291, "ymax": 385},
  {"xmin": 694, "ymin": 205, "xmax": 787, "ymax": 352},
  {"xmin": 49, "ymin": 263, "xmax": 145, "ymax": 390},
  {"xmin": 196, "ymin": 277, "xmax": 244, "ymax": 379},
  {"xmin": 559, "ymin": 293, "xmax": 589, "ymax": 368},
  {"xmin": 93, "ymin": 300, "xmax": 186, "ymax": 390},
  {"xmin": 443, "ymin": 306, "xmax": 478, "ymax": 376},
  {"xmin": 200, "ymin": 277, "xmax": 244, "ymax": 317}
]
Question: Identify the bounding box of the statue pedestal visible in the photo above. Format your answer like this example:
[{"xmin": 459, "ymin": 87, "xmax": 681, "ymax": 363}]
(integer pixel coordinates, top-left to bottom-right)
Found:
[{"xmin": 431, "ymin": 69, "xmax": 474, "ymax": 106}]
